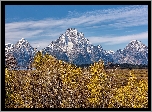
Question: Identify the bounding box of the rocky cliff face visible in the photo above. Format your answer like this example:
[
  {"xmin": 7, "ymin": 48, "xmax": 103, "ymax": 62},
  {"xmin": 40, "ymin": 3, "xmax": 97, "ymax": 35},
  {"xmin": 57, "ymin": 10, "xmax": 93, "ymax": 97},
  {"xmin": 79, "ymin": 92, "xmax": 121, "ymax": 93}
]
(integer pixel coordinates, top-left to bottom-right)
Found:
[
  {"xmin": 5, "ymin": 28, "xmax": 148, "ymax": 69},
  {"xmin": 43, "ymin": 28, "xmax": 148, "ymax": 65},
  {"xmin": 5, "ymin": 38, "xmax": 37, "ymax": 69}
]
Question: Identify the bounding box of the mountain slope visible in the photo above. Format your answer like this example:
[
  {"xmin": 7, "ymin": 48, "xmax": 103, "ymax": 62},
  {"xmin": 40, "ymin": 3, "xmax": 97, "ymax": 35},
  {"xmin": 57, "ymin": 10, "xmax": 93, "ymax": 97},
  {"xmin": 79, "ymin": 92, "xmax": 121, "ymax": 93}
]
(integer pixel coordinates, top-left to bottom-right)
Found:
[
  {"xmin": 14, "ymin": 38, "xmax": 37, "ymax": 68},
  {"xmin": 43, "ymin": 28, "xmax": 93, "ymax": 65},
  {"xmin": 6, "ymin": 38, "xmax": 37, "ymax": 69},
  {"xmin": 5, "ymin": 29, "xmax": 148, "ymax": 68},
  {"xmin": 43, "ymin": 28, "xmax": 148, "ymax": 66},
  {"xmin": 43, "ymin": 28, "xmax": 114, "ymax": 65},
  {"xmin": 113, "ymin": 40, "xmax": 148, "ymax": 65},
  {"xmin": 5, "ymin": 43, "xmax": 14, "ymax": 57}
]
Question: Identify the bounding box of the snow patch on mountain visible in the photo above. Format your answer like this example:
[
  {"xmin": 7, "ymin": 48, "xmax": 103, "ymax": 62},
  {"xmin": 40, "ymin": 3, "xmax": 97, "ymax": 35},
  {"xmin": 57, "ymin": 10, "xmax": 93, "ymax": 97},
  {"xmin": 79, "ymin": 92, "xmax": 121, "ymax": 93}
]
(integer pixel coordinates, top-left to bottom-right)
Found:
[
  {"xmin": 113, "ymin": 40, "xmax": 148, "ymax": 65},
  {"xmin": 43, "ymin": 28, "xmax": 148, "ymax": 65},
  {"xmin": 106, "ymin": 50, "xmax": 115, "ymax": 54},
  {"xmin": 5, "ymin": 38, "xmax": 37, "ymax": 69},
  {"xmin": 5, "ymin": 28, "xmax": 148, "ymax": 68},
  {"xmin": 67, "ymin": 42, "xmax": 73, "ymax": 51},
  {"xmin": 5, "ymin": 43, "xmax": 14, "ymax": 53}
]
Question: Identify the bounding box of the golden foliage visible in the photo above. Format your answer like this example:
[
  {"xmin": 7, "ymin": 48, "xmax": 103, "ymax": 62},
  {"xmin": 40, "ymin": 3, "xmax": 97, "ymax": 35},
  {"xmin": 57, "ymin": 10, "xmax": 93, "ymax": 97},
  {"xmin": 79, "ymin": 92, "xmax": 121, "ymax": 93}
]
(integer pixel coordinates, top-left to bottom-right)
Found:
[
  {"xmin": 5, "ymin": 53, "xmax": 148, "ymax": 108},
  {"xmin": 86, "ymin": 60, "xmax": 108, "ymax": 107},
  {"xmin": 108, "ymin": 70, "xmax": 148, "ymax": 108}
]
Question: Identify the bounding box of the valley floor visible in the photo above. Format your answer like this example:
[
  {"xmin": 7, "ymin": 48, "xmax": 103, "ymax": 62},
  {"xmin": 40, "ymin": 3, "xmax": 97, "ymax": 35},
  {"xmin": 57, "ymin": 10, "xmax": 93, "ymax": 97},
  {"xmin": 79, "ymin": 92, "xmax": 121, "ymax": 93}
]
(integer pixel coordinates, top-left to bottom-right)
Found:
[{"xmin": 5, "ymin": 68, "xmax": 148, "ymax": 108}]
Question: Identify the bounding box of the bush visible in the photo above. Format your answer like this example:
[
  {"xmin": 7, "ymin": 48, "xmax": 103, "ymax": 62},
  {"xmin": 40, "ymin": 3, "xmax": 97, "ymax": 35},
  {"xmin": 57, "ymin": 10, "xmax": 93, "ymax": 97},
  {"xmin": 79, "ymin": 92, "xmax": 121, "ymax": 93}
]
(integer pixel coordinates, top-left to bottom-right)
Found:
[{"xmin": 5, "ymin": 53, "xmax": 148, "ymax": 108}]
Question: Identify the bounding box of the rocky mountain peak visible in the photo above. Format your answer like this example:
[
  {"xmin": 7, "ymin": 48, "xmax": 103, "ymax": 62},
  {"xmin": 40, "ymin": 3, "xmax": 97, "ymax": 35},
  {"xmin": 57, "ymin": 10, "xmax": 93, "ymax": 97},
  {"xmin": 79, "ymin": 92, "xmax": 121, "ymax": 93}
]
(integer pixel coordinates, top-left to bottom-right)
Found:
[
  {"xmin": 5, "ymin": 28, "xmax": 148, "ymax": 68},
  {"xmin": 18, "ymin": 38, "xmax": 27, "ymax": 43},
  {"xmin": 6, "ymin": 38, "xmax": 36, "ymax": 69},
  {"xmin": 5, "ymin": 43, "xmax": 14, "ymax": 53},
  {"xmin": 65, "ymin": 28, "xmax": 78, "ymax": 37},
  {"xmin": 125, "ymin": 40, "xmax": 147, "ymax": 52}
]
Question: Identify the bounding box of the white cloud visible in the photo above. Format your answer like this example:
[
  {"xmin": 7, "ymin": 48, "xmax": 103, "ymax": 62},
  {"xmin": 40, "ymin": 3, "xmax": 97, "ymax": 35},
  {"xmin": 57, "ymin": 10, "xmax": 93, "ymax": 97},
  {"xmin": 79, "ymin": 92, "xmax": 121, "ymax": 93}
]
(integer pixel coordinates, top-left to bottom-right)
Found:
[
  {"xmin": 5, "ymin": 29, "xmax": 43, "ymax": 44},
  {"xmin": 88, "ymin": 31, "xmax": 148, "ymax": 45},
  {"xmin": 30, "ymin": 40, "xmax": 51, "ymax": 50},
  {"xmin": 5, "ymin": 5, "xmax": 148, "ymax": 49}
]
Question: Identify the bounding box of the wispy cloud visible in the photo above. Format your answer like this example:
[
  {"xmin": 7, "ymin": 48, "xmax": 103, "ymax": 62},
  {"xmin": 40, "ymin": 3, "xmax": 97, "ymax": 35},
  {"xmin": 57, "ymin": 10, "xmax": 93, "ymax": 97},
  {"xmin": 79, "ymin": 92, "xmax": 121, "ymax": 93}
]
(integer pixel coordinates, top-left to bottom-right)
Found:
[
  {"xmin": 30, "ymin": 40, "xmax": 52, "ymax": 50},
  {"xmin": 88, "ymin": 31, "xmax": 148, "ymax": 45},
  {"xmin": 5, "ymin": 5, "xmax": 148, "ymax": 50},
  {"xmin": 5, "ymin": 29, "xmax": 43, "ymax": 43}
]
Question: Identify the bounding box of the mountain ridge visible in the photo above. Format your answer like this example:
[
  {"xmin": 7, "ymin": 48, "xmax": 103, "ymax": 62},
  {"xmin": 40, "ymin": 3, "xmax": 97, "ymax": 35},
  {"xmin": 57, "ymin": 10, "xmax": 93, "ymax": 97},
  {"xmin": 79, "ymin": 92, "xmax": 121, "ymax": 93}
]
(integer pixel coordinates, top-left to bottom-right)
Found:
[
  {"xmin": 5, "ymin": 38, "xmax": 37, "ymax": 69},
  {"xmin": 5, "ymin": 28, "xmax": 148, "ymax": 68}
]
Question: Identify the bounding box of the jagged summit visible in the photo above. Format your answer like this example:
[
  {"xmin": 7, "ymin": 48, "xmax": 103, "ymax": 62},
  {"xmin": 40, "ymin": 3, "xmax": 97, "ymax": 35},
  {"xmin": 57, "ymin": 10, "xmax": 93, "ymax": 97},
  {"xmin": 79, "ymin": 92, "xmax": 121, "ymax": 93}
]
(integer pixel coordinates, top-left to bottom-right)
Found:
[
  {"xmin": 5, "ymin": 28, "xmax": 148, "ymax": 68},
  {"xmin": 106, "ymin": 50, "xmax": 115, "ymax": 54},
  {"xmin": 21, "ymin": 38, "xmax": 25, "ymax": 40},
  {"xmin": 18, "ymin": 38, "xmax": 26, "ymax": 43},
  {"xmin": 129, "ymin": 40, "xmax": 142, "ymax": 46},
  {"xmin": 129, "ymin": 40, "xmax": 144, "ymax": 44},
  {"xmin": 18, "ymin": 38, "xmax": 27, "ymax": 43},
  {"xmin": 5, "ymin": 43, "xmax": 13, "ymax": 46},
  {"xmin": 44, "ymin": 29, "xmax": 111, "ymax": 65},
  {"xmin": 113, "ymin": 39, "xmax": 148, "ymax": 65},
  {"xmin": 5, "ymin": 38, "xmax": 37, "ymax": 69},
  {"xmin": 126, "ymin": 39, "xmax": 147, "ymax": 52},
  {"xmin": 5, "ymin": 43, "xmax": 14, "ymax": 55},
  {"xmin": 48, "ymin": 28, "xmax": 89, "ymax": 52},
  {"xmin": 5, "ymin": 43, "xmax": 14, "ymax": 48},
  {"xmin": 43, "ymin": 28, "xmax": 148, "ymax": 65},
  {"xmin": 130, "ymin": 39, "xmax": 139, "ymax": 42},
  {"xmin": 65, "ymin": 28, "xmax": 84, "ymax": 38},
  {"xmin": 66, "ymin": 28, "xmax": 78, "ymax": 37},
  {"xmin": 44, "ymin": 28, "xmax": 91, "ymax": 64}
]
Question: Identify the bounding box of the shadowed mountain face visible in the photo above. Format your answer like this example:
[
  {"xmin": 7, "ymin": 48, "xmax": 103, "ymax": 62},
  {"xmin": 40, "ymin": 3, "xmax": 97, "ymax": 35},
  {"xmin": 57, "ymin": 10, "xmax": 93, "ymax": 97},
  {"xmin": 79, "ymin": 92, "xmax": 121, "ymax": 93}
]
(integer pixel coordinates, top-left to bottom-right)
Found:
[
  {"xmin": 5, "ymin": 28, "xmax": 148, "ymax": 69},
  {"xmin": 5, "ymin": 38, "xmax": 36, "ymax": 69},
  {"xmin": 113, "ymin": 40, "xmax": 148, "ymax": 65},
  {"xmin": 43, "ymin": 28, "xmax": 148, "ymax": 65}
]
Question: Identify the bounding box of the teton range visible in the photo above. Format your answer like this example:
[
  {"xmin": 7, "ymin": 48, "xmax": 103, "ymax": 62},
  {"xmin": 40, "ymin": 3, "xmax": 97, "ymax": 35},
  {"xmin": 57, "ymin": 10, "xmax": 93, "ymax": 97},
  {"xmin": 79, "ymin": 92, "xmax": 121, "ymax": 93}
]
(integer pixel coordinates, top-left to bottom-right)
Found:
[{"xmin": 5, "ymin": 28, "xmax": 148, "ymax": 69}]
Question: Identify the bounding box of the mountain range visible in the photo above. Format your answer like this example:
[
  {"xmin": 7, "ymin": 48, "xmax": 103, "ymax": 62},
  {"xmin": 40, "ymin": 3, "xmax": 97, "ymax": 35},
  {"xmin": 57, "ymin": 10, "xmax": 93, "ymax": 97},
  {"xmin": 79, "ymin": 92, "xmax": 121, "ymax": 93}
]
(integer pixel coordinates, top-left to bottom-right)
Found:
[
  {"xmin": 5, "ymin": 38, "xmax": 36, "ymax": 69},
  {"xmin": 5, "ymin": 28, "xmax": 148, "ymax": 69}
]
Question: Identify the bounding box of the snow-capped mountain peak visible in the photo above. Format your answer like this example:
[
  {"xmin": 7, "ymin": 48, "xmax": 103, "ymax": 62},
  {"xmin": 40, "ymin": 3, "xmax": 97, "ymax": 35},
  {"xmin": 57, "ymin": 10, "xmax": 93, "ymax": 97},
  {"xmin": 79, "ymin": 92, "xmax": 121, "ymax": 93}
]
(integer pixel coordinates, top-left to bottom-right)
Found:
[
  {"xmin": 43, "ymin": 28, "xmax": 148, "ymax": 65},
  {"xmin": 130, "ymin": 40, "xmax": 142, "ymax": 44},
  {"xmin": 65, "ymin": 28, "xmax": 78, "ymax": 37},
  {"xmin": 18, "ymin": 38, "xmax": 26, "ymax": 43},
  {"xmin": 106, "ymin": 50, "xmax": 115, "ymax": 54},
  {"xmin": 5, "ymin": 43, "xmax": 14, "ymax": 55},
  {"xmin": 20, "ymin": 38, "xmax": 25, "ymax": 41},
  {"xmin": 5, "ymin": 43, "xmax": 13, "ymax": 46},
  {"xmin": 5, "ymin": 28, "xmax": 148, "ymax": 68},
  {"xmin": 126, "ymin": 39, "xmax": 147, "ymax": 52},
  {"xmin": 113, "ymin": 40, "xmax": 148, "ymax": 65},
  {"xmin": 5, "ymin": 38, "xmax": 37, "ymax": 69}
]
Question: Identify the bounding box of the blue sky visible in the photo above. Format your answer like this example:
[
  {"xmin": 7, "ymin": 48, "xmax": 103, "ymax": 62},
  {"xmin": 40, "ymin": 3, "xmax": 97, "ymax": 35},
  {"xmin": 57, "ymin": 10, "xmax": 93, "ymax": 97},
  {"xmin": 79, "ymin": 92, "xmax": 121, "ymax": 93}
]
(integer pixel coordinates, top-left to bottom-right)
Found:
[{"xmin": 5, "ymin": 5, "xmax": 148, "ymax": 51}]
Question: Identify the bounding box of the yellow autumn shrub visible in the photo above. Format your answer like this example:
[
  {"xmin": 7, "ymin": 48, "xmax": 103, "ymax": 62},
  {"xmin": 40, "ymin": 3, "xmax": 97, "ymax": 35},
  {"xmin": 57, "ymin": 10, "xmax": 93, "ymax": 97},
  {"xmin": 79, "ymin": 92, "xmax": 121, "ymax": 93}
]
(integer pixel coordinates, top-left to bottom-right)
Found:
[
  {"xmin": 86, "ymin": 60, "xmax": 110, "ymax": 108},
  {"xmin": 108, "ymin": 70, "xmax": 148, "ymax": 108}
]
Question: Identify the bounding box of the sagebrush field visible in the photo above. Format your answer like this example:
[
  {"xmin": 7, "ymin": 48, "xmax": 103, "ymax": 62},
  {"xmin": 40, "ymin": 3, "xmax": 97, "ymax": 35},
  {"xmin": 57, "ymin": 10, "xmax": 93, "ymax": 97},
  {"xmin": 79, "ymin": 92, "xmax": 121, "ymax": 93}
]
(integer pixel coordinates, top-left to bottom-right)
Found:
[{"xmin": 5, "ymin": 52, "xmax": 148, "ymax": 108}]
